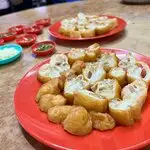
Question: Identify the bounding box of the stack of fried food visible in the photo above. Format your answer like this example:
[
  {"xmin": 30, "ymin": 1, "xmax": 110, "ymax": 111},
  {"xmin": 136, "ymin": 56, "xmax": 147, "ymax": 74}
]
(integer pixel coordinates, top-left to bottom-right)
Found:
[
  {"xmin": 59, "ymin": 13, "xmax": 118, "ymax": 38},
  {"xmin": 36, "ymin": 43, "xmax": 150, "ymax": 136}
]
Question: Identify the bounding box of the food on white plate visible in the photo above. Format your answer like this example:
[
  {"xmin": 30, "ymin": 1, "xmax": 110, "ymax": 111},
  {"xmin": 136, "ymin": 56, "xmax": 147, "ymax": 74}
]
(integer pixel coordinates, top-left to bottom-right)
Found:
[
  {"xmin": 0, "ymin": 47, "xmax": 19, "ymax": 60},
  {"xmin": 74, "ymin": 89, "xmax": 108, "ymax": 112},
  {"xmin": 91, "ymin": 79, "xmax": 121, "ymax": 101},
  {"xmin": 109, "ymin": 80, "xmax": 148, "ymax": 126},
  {"xmin": 64, "ymin": 74, "xmax": 90, "ymax": 104},
  {"xmin": 97, "ymin": 53, "xmax": 118, "ymax": 72},
  {"xmin": 62, "ymin": 106, "xmax": 92, "ymax": 136},
  {"xmin": 67, "ymin": 48, "xmax": 86, "ymax": 65},
  {"xmin": 37, "ymin": 54, "xmax": 70, "ymax": 83},
  {"xmin": 85, "ymin": 43, "xmax": 101, "ymax": 62},
  {"xmin": 48, "ymin": 105, "xmax": 74, "ymax": 123},
  {"xmin": 83, "ymin": 62, "xmax": 106, "ymax": 85},
  {"xmin": 59, "ymin": 13, "xmax": 118, "ymax": 38},
  {"xmin": 36, "ymin": 76, "xmax": 65, "ymax": 102},
  {"xmin": 118, "ymin": 53, "xmax": 136, "ymax": 70},
  {"xmin": 39, "ymin": 94, "xmax": 67, "ymax": 112},
  {"xmin": 35, "ymin": 43, "xmax": 150, "ymax": 136},
  {"xmin": 127, "ymin": 61, "xmax": 150, "ymax": 86},
  {"xmin": 89, "ymin": 111, "xmax": 116, "ymax": 131},
  {"xmin": 108, "ymin": 67, "xmax": 127, "ymax": 87}
]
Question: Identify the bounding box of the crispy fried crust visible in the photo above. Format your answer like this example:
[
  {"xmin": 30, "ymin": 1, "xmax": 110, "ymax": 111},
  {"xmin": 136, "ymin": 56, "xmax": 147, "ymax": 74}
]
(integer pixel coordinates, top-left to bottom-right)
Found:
[
  {"xmin": 74, "ymin": 90, "xmax": 108, "ymax": 112},
  {"xmin": 89, "ymin": 111, "xmax": 116, "ymax": 131},
  {"xmin": 63, "ymin": 106, "xmax": 92, "ymax": 136},
  {"xmin": 48, "ymin": 105, "xmax": 74, "ymax": 123}
]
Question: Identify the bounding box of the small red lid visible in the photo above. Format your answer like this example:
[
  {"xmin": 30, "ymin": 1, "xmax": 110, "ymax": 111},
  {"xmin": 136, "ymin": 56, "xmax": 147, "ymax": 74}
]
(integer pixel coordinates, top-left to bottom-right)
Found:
[
  {"xmin": 8, "ymin": 25, "xmax": 25, "ymax": 34},
  {"xmin": 0, "ymin": 32, "xmax": 16, "ymax": 42},
  {"xmin": 24, "ymin": 26, "xmax": 42, "ymax": 35},
  {"xmin": 0, "ymin": 39, "xmax": 4, "ymax": 45},
  {"xmin": 16, "ymin": 34, "xmax": 37, "ymax": 47},
  {"xmin": 35, "ymin": 18, "xmax": 51, "ymax": 26}
]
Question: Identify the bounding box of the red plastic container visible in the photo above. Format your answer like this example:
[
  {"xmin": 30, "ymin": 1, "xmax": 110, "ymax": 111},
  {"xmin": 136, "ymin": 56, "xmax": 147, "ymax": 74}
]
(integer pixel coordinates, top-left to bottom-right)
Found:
[
  {"xmin": 16, "ymin": 34, "xmax": 37, "ymax": 47},
  {"xmin": 35, "ymin": 18, "xmax": 51, "ymax": 26},
  {"xmin": 31, "ymin": 41, "xmax": 55, "ymax": 56},
  {"xmin": 8, "ymin": 25, "xmax": 25, "ymax": 34}
]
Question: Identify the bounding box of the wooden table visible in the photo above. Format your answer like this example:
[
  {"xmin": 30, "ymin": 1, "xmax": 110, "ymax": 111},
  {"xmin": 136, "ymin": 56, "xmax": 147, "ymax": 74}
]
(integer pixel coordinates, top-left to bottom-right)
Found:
[{"xmin": 0, "ymin": 0, "xmax": 150, "ymax": 149}]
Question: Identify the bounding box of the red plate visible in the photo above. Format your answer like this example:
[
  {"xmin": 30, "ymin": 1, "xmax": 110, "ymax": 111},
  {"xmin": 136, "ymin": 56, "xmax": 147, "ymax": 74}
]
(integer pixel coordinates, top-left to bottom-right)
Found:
[
  {"xmin": 8, "ymin": 25, "xmax": 25, "ymax": 34},
  {"xmin": 16, "ymin": 34, "xmax": 37, "ymax": 46},
  {"xmin": 49, "ymin": 15, "xmax": 127, "ymax": 40},
  {"xmin": 0, "ymin": 32, "xmax": 16, "ymax": 42},
  {"xmin": 35, "ymin": 18, "xmax": 51, "ymax": 26},
  {"xmin": 32, "ymin": 41, "xmax": 56, "ymax": 56},
  {"xmin": 0, "ymin": 39, "xmax": 4, "ymax": 45},
  {"xmin": 14, "ymin": 48, "xmax": 150, "ymax": 150},
  {"xmin": 24, "ymin": 26, "xmax": 42, "ymax": 35}
]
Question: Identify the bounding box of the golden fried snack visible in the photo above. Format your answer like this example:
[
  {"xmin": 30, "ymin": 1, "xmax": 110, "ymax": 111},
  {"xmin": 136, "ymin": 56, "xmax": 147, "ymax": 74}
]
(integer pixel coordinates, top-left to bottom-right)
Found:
[
  {"xmin": 67, "ymin": 48, "xmax": 86, "ymax": 65},
  {"xmin": 80, "ymin": 28, "xmax": 95, "ymax": 38},
  {"xmin": 63, "ymin": 106, "xmax": 92, "ymax": 136},
  {"xmin": 71, "ymin": 60, "xmax": 85, "ymax": 75},
  {"xmin": 98, "ymin": 53, "xmax": 118, "ymax": 72},
  {"xmin": 91, "ymin": 79, "xmax": 121, "ymax": 101},
  {"xmin": 37, "ymin": 54, "xmax": 70, "ymax": 83},
  {"xmin": 74, "ymin": 89, "xmax": 108, "ymax": 112},
  {"xmin": 39, "ymin": 94, "xmax": 67, "ymax": 112},
  {"xmin": 108, "ymin": 67, "xmax": 127, "ymax": 87},
  {"xmin": 109, "ymin": 99, "xmax": 141, "ymax": 126},
  {"xmin": 69, "ymin": 30, "xmax": 82, "ymax": 38},
  {"xmin": 85, "ymin": 43, "xmax": 101, "ymax": 62},
  {"xmin": 121, "ymin": 80, "xmax": 148, "ymax": 107},
  {"xmin": 89, "ymin": 111, "xmax": 115, "ymax": 131},
  {"xmin": 105, "ymin": 18, "xmax": 118, "ymax": 29},
  {"xmin": 50, "ymin": 54, "xmax": 70, "ymax": 72},
  {"xmin": 64, "ymin": 75, "xmax": 90, "ymax": 104},
  {"xmin": 95, "ymin": 22, "xmax": 112, "ymax": 35},
  {"xmin": 48, "ymin": 105, "xmax": 74, "ymax": 123},
  {"xmin": 118, "ymin": 53, "xmax": 137, "ymax": 70},
  {"xmin": 83, "ymin": 62, "xmax": 106, "ymax": 85},
  {"xmin": 109, "ymin": 80, "xmax": 148, "ymax": 126},
  {"xmin": 127, "ymin": 61, "xmax": 150, "ymax": 86},
  {"xmin": 36, "ymin": 76, "xmax": 65, "ymax": 102},
  {"xmin": 37, "ymin": 64, "xmax": 52, "ymax": 83}
]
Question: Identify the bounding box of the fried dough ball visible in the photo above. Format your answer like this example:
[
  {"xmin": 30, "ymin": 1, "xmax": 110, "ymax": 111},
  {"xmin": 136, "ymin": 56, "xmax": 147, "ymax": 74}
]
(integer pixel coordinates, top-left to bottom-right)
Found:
[
  {"xmin": 89, "ymin": 111, "xmax": 115, "ymax": 131},
  {"xmin": 71, "ymin": 60, "xmax": 85, "ymax": 75},
  {"xmin": 67, "ymin": 48, "xmax": 86, "ymax": 65},
  {"xmin": 97, "ymin": 53, "xmax": 118, "ymax": 72},
  {"xmin": 64, "ymin": 75, "xmax": 90, "ymax": 104},
  {"xmin": 74, "ymin": 90, "xmax": 108, "ymax": 112},
  {"xmin": 62, "ymin": 106, "xmax": 92, "ymax": 136},
  {"xmin": 127, "ymin": 61, "xmax": 150, "ymax": 86},
  {"xmin": 83, "ymin": 62, "xmax": 106, "ymax": 85},
  {"xmin": 91, "ymin": 79, "xmax": 121, "ymax": 101},
  {"xmin": 108, "ymin": 67, "xmax": 127, "ymax": 87},
  {"xmin": 36, "ymin": 76, "xmax": 66, "ymax": 102},
  {"xmin": 48, "ymin": 105, "xmax": 74, "ymax": 123},
  {"xmin": 39, "ymin": 94, "xmax": 67, "ymax": 112}
]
